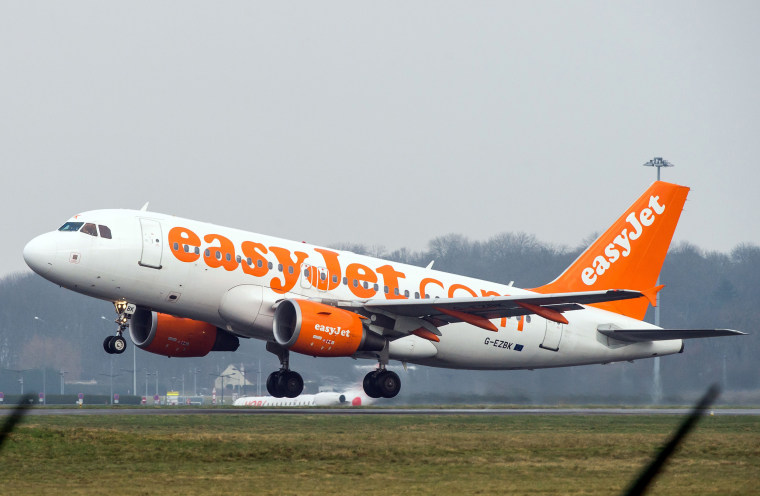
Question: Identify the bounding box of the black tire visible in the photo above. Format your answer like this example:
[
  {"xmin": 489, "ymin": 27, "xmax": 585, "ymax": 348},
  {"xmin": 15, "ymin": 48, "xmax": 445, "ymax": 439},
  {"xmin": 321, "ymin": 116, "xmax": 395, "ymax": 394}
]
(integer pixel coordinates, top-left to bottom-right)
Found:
[
  {"xmin": 103, "ymin": 336, "xmax": 115, "ymax": 354},
  {"xmin": 375, "ymin": 370, "xmax": 401, "ymax": 398},
  {"xmin": 363, "ymin": 371, "xmax": 382, "ymax": 398},
  {"xmin": 279, "ymin": 371, "xmax": 304, "ymax": 398},
  {"xmin": 112, "ymin": 336, "xmax": 127, "ymax": 354},
  {"xmin": 266, "ymin": 371, "xmax": 282, "ymax": 397}
]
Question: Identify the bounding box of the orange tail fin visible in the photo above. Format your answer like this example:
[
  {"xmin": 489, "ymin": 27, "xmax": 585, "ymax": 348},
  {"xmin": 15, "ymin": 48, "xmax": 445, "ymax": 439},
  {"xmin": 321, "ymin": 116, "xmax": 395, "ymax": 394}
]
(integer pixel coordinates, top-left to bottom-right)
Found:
[{"xmin": 534, "ymin": 181, "xmax": 690, "ymax": 320}]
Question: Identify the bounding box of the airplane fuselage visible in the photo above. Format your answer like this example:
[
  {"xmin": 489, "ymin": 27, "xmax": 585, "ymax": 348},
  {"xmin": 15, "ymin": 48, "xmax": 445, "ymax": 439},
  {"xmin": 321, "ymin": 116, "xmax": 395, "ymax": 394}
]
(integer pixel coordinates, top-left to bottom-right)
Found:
[{"xmin": 23, "ymin": 208, "xmax": 680, "ymax": 371}]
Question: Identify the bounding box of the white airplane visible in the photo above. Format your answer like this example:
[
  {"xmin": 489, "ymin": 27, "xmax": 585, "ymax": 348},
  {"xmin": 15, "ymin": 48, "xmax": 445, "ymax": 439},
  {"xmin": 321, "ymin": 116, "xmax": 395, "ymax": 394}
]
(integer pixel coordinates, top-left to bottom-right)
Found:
[
  {"xmin": 23, "ymin": 181, "xmax": 743, "ymax": 399},
  {"xmin": 234, "ymin": 388, "xmax": 372, "ymax": 407}
]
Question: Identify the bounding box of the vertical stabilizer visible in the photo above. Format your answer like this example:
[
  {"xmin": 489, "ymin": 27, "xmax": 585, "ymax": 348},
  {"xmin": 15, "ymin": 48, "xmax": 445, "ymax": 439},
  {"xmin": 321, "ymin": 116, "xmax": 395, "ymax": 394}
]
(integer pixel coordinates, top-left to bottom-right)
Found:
[{"xmin": 534, "ymin": 181, "xmax": 690, "ymax": 320}]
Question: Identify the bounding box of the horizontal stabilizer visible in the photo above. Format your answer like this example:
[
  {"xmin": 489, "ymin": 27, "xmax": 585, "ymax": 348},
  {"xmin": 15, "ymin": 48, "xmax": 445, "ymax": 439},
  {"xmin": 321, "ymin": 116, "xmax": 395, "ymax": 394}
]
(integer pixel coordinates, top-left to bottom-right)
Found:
[{"xmin": 598, "ymin": 327, "xmax": 746, "ymax": 343}]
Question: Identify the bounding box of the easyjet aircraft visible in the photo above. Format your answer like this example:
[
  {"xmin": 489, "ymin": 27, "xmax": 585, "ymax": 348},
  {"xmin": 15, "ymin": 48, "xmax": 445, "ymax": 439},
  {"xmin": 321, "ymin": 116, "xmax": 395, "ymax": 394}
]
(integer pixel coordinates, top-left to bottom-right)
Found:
[{"xmin": 23, "ymin": 181, "xmax": 743, "ymax": 399}]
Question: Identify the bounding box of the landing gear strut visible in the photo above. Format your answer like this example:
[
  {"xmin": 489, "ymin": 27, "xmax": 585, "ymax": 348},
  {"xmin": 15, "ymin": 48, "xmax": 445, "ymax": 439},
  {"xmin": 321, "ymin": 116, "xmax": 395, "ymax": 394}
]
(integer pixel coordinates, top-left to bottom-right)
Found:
[
  {"xmin": 104, "ymin": 300, "xmax": 133, "ymax": 355},
  {"xmin": 265, "ymin": 342, "xmax": 304, "ymax": 398},
  {"xmin": 362, "ymin": 341, "xmax": 401, "ymax": 399}
]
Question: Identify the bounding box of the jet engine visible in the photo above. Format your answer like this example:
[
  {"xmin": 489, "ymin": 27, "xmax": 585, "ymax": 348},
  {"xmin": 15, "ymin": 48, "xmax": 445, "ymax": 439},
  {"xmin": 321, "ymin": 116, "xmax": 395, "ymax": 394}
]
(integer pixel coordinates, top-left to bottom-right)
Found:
[
  {"xmin": 273, "ymin": 299, "xmax": 385, "ymax": 357},
  {"xmin": 129, "ymin": 307, "xmax": 239, "ymax": 358}
]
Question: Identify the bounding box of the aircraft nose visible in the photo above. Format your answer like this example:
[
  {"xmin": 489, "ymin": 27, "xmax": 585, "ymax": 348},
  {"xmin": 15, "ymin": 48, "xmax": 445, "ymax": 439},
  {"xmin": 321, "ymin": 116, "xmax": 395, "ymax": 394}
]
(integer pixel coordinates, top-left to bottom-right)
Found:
[{"xmin": 23, "ymin": 234, "xmax": 55, "ymax": 275}]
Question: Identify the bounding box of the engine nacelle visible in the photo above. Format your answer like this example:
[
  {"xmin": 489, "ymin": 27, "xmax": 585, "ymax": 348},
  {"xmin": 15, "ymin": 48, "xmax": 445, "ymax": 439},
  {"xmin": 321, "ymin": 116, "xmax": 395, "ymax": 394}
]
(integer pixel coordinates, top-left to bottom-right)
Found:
[
  {"xmin": 273, "ymin": 299, "xmax": 385, "ymax": 357},
  {"xmin": 129, "ymin": 308, "xmax": 239, "ymax": 358}
]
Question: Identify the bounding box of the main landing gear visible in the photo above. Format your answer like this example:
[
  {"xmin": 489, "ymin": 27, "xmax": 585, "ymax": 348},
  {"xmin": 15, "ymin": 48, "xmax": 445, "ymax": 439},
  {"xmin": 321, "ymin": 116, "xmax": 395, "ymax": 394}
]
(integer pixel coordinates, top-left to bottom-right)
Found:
[
  {"xmin": 265, "ymin": 342, "xmax": 304, "ymax": 398},
  {"xmin": 362, "ymin": 369, "xmax": 401, "ymax": 399},
  {"xmin": 104, "ymin": 300, "xmax": 133, "ymax": 355},
  {"xmin": 362, "ymin": 341, "xmax": 401, "ymax": 399}
]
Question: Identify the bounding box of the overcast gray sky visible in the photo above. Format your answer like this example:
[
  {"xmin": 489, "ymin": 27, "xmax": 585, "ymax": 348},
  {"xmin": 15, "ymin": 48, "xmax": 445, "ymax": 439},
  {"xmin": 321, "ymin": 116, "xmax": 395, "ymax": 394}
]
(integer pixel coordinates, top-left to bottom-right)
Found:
[{"xmin": 2, "ymin": 1, "xmax": 759, "ymax": 279}]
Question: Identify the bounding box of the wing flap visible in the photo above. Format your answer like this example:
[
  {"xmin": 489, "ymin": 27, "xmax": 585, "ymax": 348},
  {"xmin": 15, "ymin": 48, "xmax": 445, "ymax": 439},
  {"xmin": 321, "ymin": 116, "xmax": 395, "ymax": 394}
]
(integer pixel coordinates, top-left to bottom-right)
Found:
[{"xmin": 598, "ymin": 328, "xmax": 746, "ymax": 343}]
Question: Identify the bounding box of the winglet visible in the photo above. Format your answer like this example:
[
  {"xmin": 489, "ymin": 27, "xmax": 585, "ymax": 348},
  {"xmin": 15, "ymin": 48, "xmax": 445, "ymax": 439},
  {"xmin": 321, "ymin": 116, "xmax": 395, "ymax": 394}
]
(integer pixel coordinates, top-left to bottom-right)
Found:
[
  {"xmin": 641, "ymin": 285, "xmax": 665, "ymax": 307},
  {"xmin": 140, "ymin": 202, "xmax": 150, "ymax": 212}
]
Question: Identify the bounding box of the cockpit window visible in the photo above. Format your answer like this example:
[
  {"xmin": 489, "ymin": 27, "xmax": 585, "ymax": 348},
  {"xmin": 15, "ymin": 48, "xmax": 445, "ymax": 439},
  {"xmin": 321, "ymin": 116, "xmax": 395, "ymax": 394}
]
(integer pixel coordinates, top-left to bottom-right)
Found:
[
  {"xmin": 58, "ymin": 222, "xmax": 84, "ymax": 232},
  {"xmin": 81, "ymin": 223, "xmax": 98, "ymax": 236},
  {"xmin": 98, "ymin": 225, "xmax": 112, "ymax": 239}
]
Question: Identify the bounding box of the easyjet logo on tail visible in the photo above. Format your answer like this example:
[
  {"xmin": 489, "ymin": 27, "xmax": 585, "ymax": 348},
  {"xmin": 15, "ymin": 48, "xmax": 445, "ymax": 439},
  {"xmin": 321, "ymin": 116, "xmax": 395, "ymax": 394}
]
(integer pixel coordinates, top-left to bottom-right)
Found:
[{"xmin": 581, "ymin": 195, "xmax": 666, "ymax": 286}]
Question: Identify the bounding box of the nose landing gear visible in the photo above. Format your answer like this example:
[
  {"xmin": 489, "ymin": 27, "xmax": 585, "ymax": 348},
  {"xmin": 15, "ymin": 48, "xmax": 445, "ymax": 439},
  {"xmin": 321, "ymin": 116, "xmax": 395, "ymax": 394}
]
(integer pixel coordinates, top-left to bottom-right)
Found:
[
  {"xmin": 104, "ymin": 300, "xmax": 134, "ymax": 355},
  {"xmin": 103, "ymin": 335, "xmax": 127, "ymax": 354}
]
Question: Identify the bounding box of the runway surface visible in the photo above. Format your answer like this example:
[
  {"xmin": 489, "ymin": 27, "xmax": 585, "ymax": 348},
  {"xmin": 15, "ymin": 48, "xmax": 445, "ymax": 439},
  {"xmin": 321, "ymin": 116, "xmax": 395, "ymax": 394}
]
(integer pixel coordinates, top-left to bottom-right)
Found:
[{"xmin": 2, "ymin": 407, "xmax": 759, "ymax": 416}]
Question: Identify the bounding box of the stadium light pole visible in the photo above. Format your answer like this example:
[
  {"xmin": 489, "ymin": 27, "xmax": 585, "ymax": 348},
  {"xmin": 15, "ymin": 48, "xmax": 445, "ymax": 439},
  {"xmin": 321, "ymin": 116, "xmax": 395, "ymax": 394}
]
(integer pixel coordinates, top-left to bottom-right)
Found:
[{"xmin": 643, "ymin": 157, "xmax": 674, "ymax": 404}]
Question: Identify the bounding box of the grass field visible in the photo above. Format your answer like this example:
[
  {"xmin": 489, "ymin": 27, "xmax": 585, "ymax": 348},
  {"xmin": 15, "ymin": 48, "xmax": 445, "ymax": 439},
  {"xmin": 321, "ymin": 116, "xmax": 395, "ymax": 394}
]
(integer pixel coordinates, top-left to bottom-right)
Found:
[{"xmin": 0, "ymin": 413, "xmax": 757, "ymax": 495}]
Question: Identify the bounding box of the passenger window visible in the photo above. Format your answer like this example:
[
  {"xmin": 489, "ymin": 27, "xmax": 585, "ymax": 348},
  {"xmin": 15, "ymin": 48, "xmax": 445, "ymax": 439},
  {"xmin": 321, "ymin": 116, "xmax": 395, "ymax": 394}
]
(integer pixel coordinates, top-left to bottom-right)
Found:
[
  {"xmin": 58, "ymin": 222, "xmax": 84, "ymax": 232},
  {"xmin": 98, "ymin": 225, "xmax": 112, "ymax": 239},
  {"xmin": 81, "ymin": 223, "xmax": 98, "ymax": 236}
]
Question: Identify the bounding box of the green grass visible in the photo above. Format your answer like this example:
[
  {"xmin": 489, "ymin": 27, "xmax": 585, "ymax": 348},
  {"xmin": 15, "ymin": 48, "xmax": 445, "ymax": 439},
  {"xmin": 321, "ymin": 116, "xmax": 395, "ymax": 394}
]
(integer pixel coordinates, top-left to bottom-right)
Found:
[{"xmin": 0, "ymin": 414, "xmax": 757, "ymax": 495}]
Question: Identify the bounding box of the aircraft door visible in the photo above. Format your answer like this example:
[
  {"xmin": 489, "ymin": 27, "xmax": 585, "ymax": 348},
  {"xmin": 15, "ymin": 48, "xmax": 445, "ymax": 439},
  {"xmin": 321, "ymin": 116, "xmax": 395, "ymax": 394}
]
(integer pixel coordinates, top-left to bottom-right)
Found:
[
  {"xmin": 539, "ymin": 321, "xmax": 563, "ymax": 351},
  {"xmin": 300, "ymin": 264, "xmax": 328, "ymax": 292},
  {"xmin": 139, "ymin": 218, "xmax": 163, "ymax": 269}
]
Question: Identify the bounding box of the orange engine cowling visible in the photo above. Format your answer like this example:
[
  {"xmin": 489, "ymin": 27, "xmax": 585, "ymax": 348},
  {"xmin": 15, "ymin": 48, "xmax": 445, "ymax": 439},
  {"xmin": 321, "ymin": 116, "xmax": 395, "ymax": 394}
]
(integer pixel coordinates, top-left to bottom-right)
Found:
[
  {"xmin": 129, "ymin": 308, "xmax": 239, "ymax": 358},
  {"xmin": 273, "ymin": 299, "xmax": 385, "ymax": 357}
]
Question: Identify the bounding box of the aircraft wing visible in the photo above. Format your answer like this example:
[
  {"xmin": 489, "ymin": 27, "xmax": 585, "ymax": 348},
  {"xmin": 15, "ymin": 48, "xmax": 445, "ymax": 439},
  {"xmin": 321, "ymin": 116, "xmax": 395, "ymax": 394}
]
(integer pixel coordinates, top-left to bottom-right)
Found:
[
  {"xmin": 597, "ymin": 327, "xmax": 746, "ymax": 343},
  {"xmin": 337, "ymin": 289, "xmax": 644, "ymax": 333}
]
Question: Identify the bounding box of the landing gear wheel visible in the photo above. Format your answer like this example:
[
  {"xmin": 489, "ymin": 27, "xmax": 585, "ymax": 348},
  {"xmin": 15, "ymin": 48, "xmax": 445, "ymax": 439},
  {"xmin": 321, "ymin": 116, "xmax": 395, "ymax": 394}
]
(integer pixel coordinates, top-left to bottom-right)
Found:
[
  {"xmin": 103, "ymin": 335, "xmax": 127, "ymax": 354},
  {"xmin": 267, "ymin": 371, "xmax": 283, "ymax": 397},
  {"xmin": 363, "ymin": 371, "xmax": 382, "ymax": 399},
  {"xmin": 375, "ymin": 370, "xmax": 401, "ymax": 398},
  {"xmin": 278, "ymin": 371, "xmax": 304, "ymax": 398},
  {"xmin": 111, "ymin": 336, "xmax": 127, "ymax": 354}
]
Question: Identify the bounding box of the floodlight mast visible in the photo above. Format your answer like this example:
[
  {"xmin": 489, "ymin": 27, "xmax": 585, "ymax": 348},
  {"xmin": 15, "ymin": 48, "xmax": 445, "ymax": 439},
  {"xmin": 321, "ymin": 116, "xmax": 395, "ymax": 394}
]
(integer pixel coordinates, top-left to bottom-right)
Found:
[
  {"xmin": 643, "ymin": 157, "xmax": 674, "ymax": 182},
  {"xmin": 643, "ymin": 157, "xmax": 675, "ymax": 404}
]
